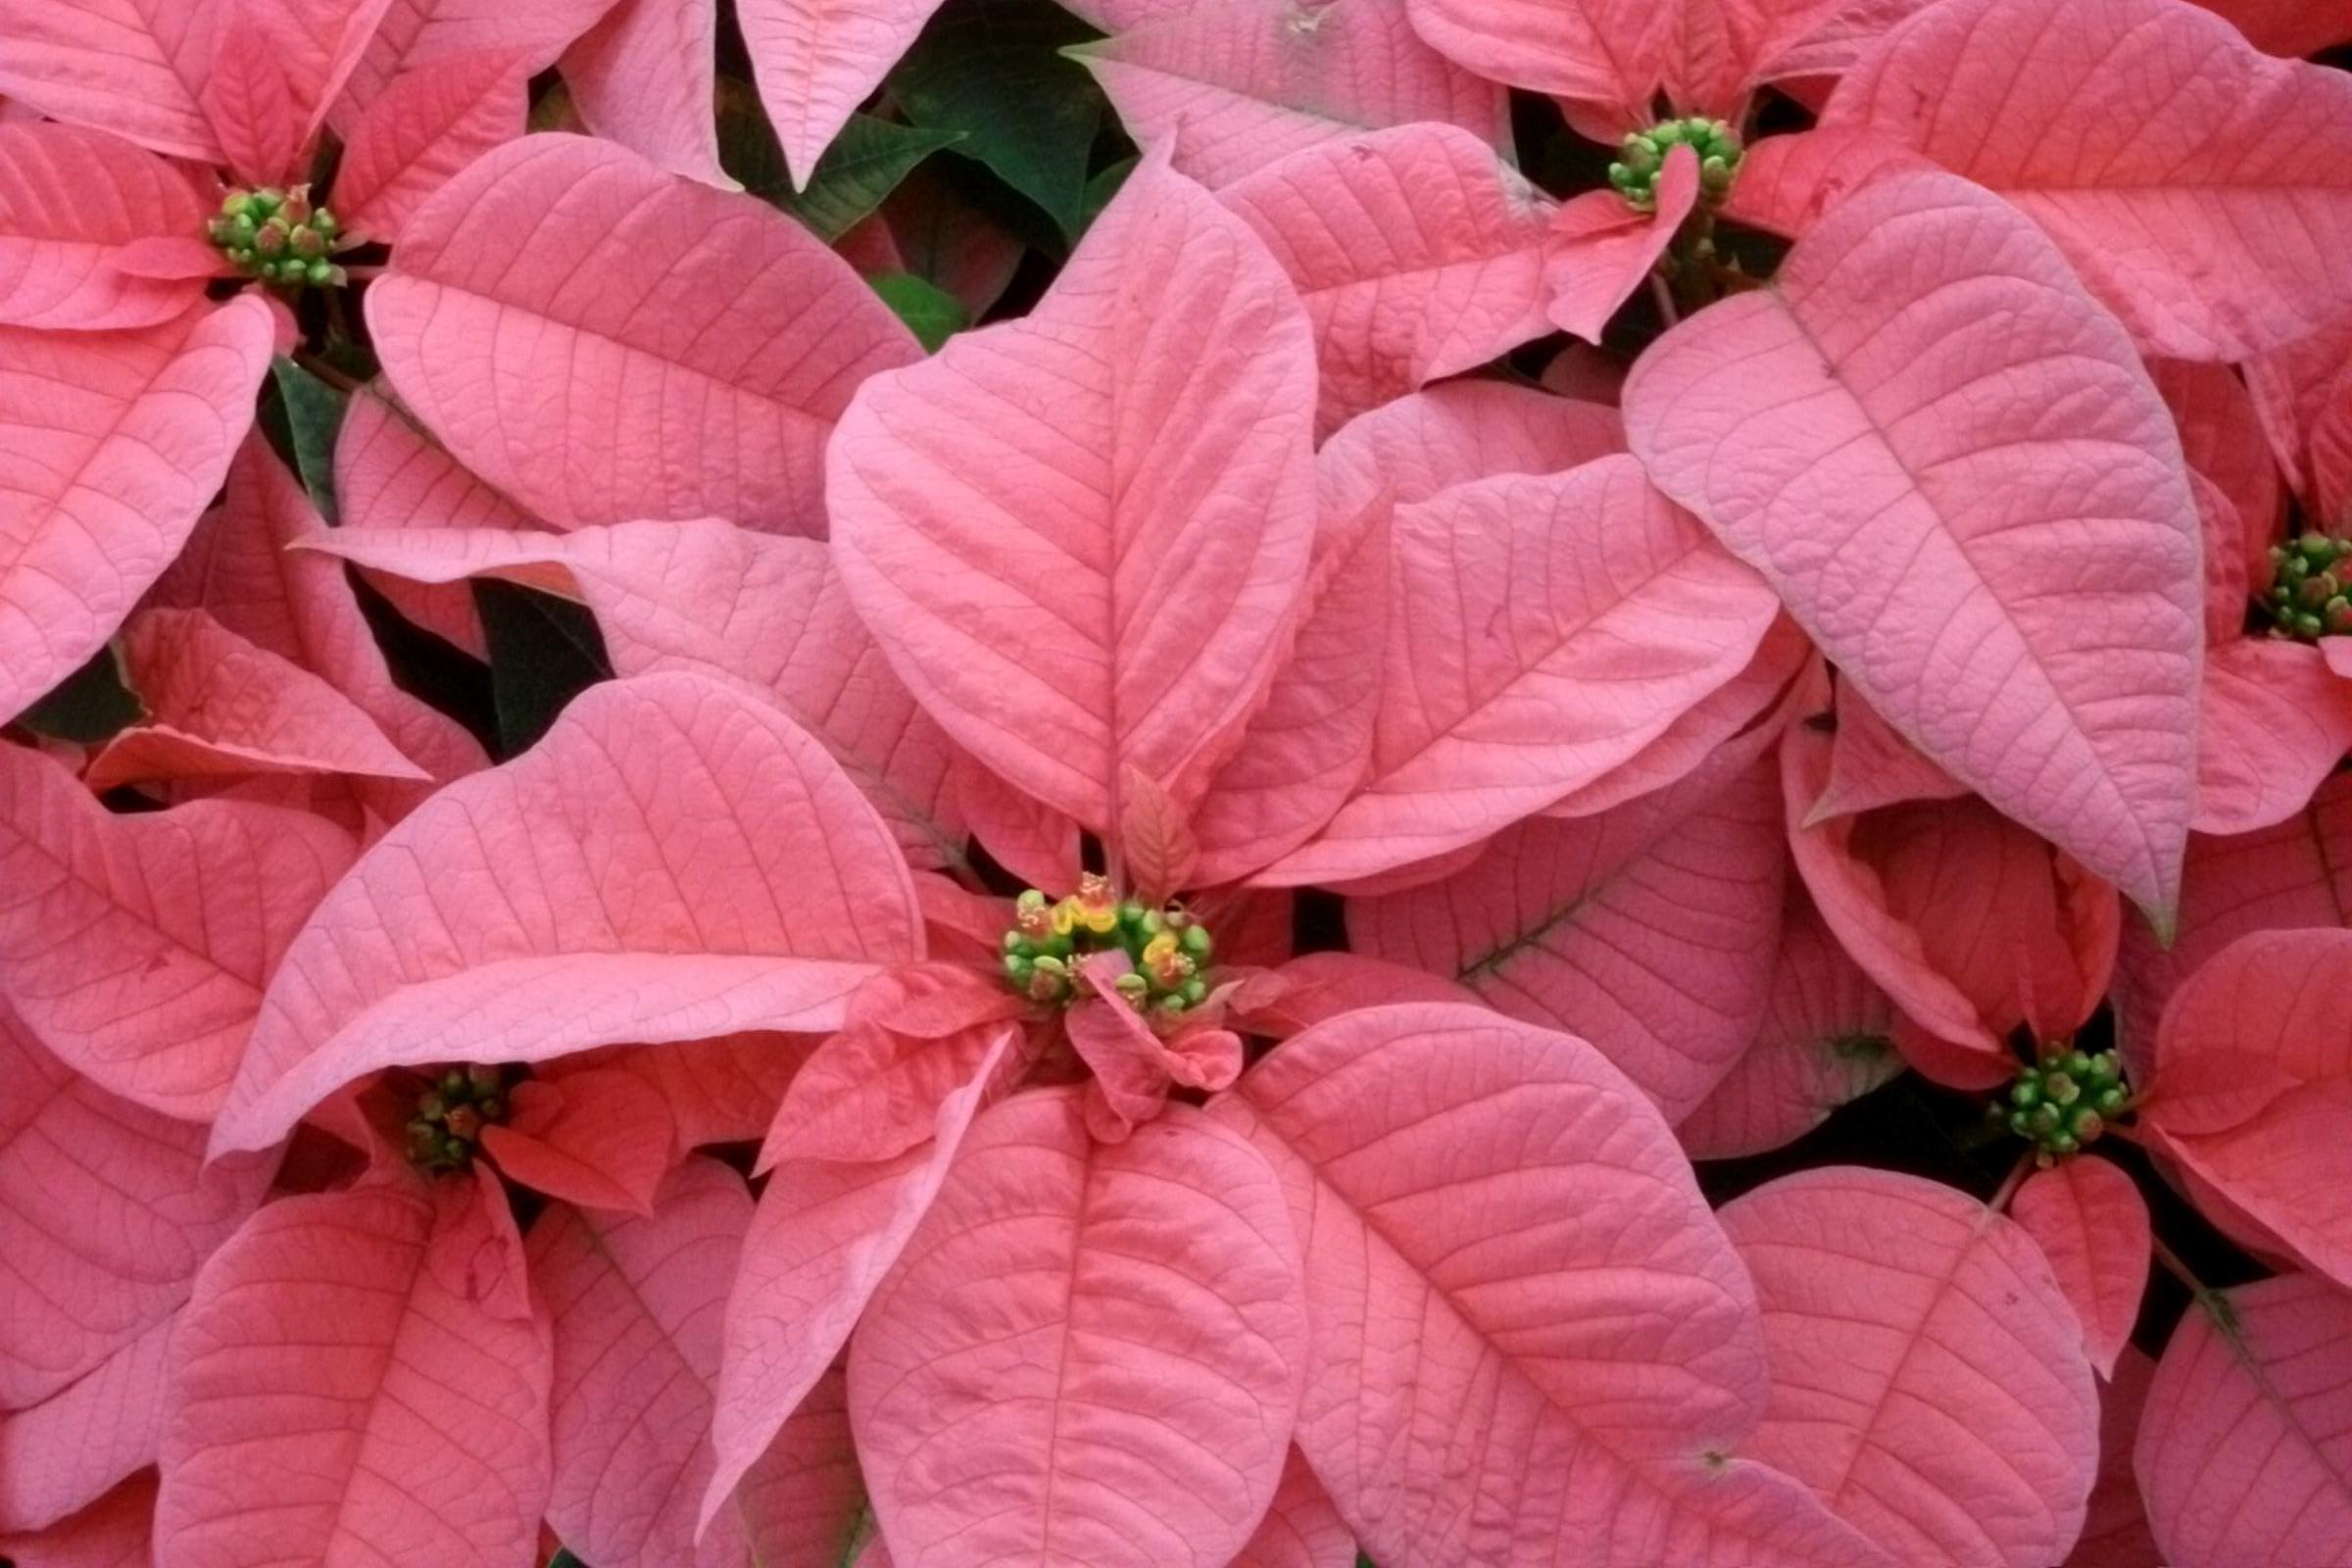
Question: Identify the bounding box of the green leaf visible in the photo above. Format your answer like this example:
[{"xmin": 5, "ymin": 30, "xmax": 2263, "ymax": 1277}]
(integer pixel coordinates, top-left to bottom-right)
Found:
[
  {"xmin": 548, "ymin": 1553, "xmax": 586, "ymax": 1568},
  {"xmin": 14, "ymin": 642, "xmax": 142, "ymax": 745},
  {"xmin": 1080, "ymin": 153, "xmax": 1136, "ymax": 230},
  {"xmin": 867, "ymin": 270, "xmax": 968, "ymax": 353},
  {"xmin": 472, "ymin": 580, "xmax": 610, "ymax": 759},
  {"xmin": 740, "ymin": 110, "xmax": 967, "ymax": 241},
  {"xmin": 888, "ymin": 0, "xmax": 1105, "ymax": 243},
  {"xmin": 269, "ymin": 357, "xmax": 349, "ymax": 523}
]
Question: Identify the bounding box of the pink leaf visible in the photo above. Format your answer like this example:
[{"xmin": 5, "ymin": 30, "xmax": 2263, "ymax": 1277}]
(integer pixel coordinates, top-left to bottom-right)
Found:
[
  {"xmin": 340, "ymin": 0, "xmax": 617, "ymax": 117},
  {"xmin": 1545, "ymin": 144, "xmax": 1699, "ymax": 343},
  {"xmin": 706, "ymin": 1025, "xmax": 1011, "ymax": 1529},
  {"xmin": 1720, "ymin": 1167, "xmax": 2101, "ymax": 1568},
  {"xmin": 1808, "ymin": 682, "xmax": 1967, "ymax": 823},
  {"xmin": 1233, "ymin": 1448, "xmax": 1354, "ymax": 1568},
  {"xmin": 0, "ymin": 124, "xmax": 209, "ymax": 329},
  {"xmin": 2146, "ymin": 928, "xmax": 2352, "ymax": 1292},
  {"xmin": 730, "ymin": 1362, "xmax": 868, "ymax": 1566},
  {"xmin": 2011, "ymin": 1155, "xmax": 2152, "ymax": 1379},
  {"xmin": 156, "ymin": 1174, "xmax": 555, "ymax": 1566},
  {"xmin": 1404, "ymin": 0, "xmax": 1663, "ymax": 120},
  {"xmin": 1822, "ymin": 0, "xmax": 2352, "ymax": 360},
  {"xmin": 569, "ymin": 1032, "xmax": 822, "ymax": 1151},
  {"xmin": 827, "ymin": 152, "xmax": 1317, "ymax": 835},
  {"xmin": 1714, "ymin": 123, "xmax": 1934, "ymax": 240},
  {"xmin": 1626, "ymin": 170, "xmax": 2202, "ymax": 921},
  {"xmin": 86, "ymin": 607, "xmax": 430, "ymax": 792},
  {"xmin": 1065, "ymin": 970, "xmax": 1242, "ymax": 1140},
  {"xmin": 329, "ymin": 389, "xmax": 541, "ymax": 657},
  {"xmin": 528, "ymin": 1158, "xmax": 773, "ymax": 1568},
  {"xmin": 0, "ymin": 744, "xmax": 355, "ymax": 1117},
  {"xmin": 1264, "ymin": 455, "xmax": 1781, "ymax": 885},
  {"xmin": 1116, "ymin": 761, "xmax": 1198, "ymax": 900},
  {"xmin": 332, "ymin": 51, "xmax": 528, "ymax": 243},
  {"xmin": 0, "ymin": 1473, "xmax": 156, "ymax": 1568},
  {"xmin": 198, "ymin": 13, "xmax": 302, "ymax": 183},
  {"xmin": 2245, "ymin": 315, "xmax": 2352, "ymax": 505},
  {"xmin": 1225, "ymin": 951, "xmax": 1480, "ymax": 1038},
  {"xmin": 1212, "ymin": 1004, "xmax": 1891, "ymax": 1565},
  {"xmin": 563, "ymin": 0, "xmax": 725, "ymax": 186},
  {"xmin": 303, "ymin": 520, "xmax": 973, "ymax": 866},
  {"xmin": 479, "ymin": 1069, "xmax": 675, "ymax": 1214},
  {"xmin": 1784, "ymin": 722, "xmax": 2120, "ymax": 1087},
  {"xmin": 1221, "ymin": 123, "xmax": 1562, "ymax": 433},
  {"xmin": 2066, "ymin": 1346, "xmax": 2160, "ymax": 1567},
  {"xmin": 0, "ymin": 0, "xmax": 219, "ymax": 160},
  {"xmin": 0, "ymin": 1009, "xmax": 271, "ymax": 1412},
  {"xmin": 2195, "ymin": 0, "xmax": 2352, "ymax": 55},
  {"xmin": 2134, "ymin": 1273, "xmax": 2352, "ymax": 1567},
  {"xmin": 757, "ymin": 965, "xmax": 1023, "ymax": 1165},
  {"xmin": 369, "ymin": 133, "xmax": 919, "ymax": 532},
  {"xmin": 153, "ymin": 436, "xmax": 487, "ymax": 816},
  {"xmin": 848, "ymin": 1091, "xmax": 1306, "ymax": 1567},
  {"xmin": 1352, "ymin": 749, "xmax": 1787, "ymax": 1119},
  {"xmin": 1316, "ymin": 377, "xmax": 1624, "ymax": 508},
  {"xmin": 1678, "ymin": 889, "xmax": 1901, "ymax": 1160},
  {"xmin": 0, "ymin": 1310, "xmax": 173, "ymax": 1534},
  {"xmin": 2151, "ymin": 359, "xmax": 2283, "ymax": 570},
  {"xmin": 1074, "ymin": 0, "xmax": 1506, "ymax": 190},
  {"xmin": 737, "ymin": 0, "xmax": 948, "ymax": 189},
  {"xmin": 0, "ymin": 298, "xmax": 272, "ymax": 727},
  {"xmin": 212, "ymin": 671, "xmax": 923, "ymax": 1156},
  {"xmin": 2195, "ymin": 638, "xmax": 2352, "ymax": 835}
]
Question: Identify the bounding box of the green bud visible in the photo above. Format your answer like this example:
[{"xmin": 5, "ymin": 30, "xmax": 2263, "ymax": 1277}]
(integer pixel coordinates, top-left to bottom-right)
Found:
[
  {"xmin": 1114, "ymin": 971, "xmax": 1150, "ymax": 1000},
  {"xmin": 417, "ymin": 1092, "xmax": 447, "ymax": 1119},
  {"xmin": 2071, "ymin": 1109, "xmax": 2105, "ymax": 1144},
  {"xmin": 1181, "ymin": 923, "xmax": 1212, "ymax": 958},
  {"xmin": 1607, "ymin": 161, "xmax": 1634, "ymax": 188},
  {"xmin": 1002, "ymin": 952, "xmax": 1028, "ymax": 980},
  {"xmin": 2095, "ymin": 1086, "xmax": 2127, "ymax": 1112},
  {"xmin": 2008, "ymin": 1108, "xmax": 2031, "ymax": 1134},
  {"xmin": 312, "ymin": 208, "xmax": 338, "ymax": 239},
  {"xmin": 2298, "ymin": 611, "xmax": 2326, "ymax": 638},
  {"xmin": 2010, "ymin": 1080, "xmax": 2041, "ymax": 1107},
  {"xmin": 2051, "ymin": 1132, "xmax": 2081, "ymax": 1156},
  {"xmin": 1701, "ymin": 154, "xmax": 1733, "ymax": 193},
  {"xmin": 1032, "ymin": 955, "xmax": 1067, "ymax": 977},
  {"xmin": 1179, "ymin": 975, "xmax": 1207, "ymax": 1007},
  {"xmin": 2048, "ymin": 1073, "xmax": 2081, "ymax": 1105},
  {"xmin": 2063, "ymin": 1050, "xmax": 2091, "ymax": 1077}
]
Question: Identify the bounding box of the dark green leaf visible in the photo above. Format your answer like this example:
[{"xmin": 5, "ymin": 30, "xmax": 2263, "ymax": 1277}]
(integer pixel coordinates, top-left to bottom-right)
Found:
[
  {"xmin": 733, "ymin": 106, "xmax": 967, "ymax": 240},
  {"xmin": 270, "ymin": 358, "xmax": 349, "ymax": 523},
  {"xmin": 888, "ymin": 0, "xmax": 1105, "ymax": 242},
  {"xmin": 472, "ymin": 580, "xmax": 610, "ymax": 759},
  {"xmin": 548, "ymin": 1553, "xmax": 587, "ymax": 1568},
  {"xmin": 1079, "ymin": 153, "xmax": 1136, "ymax": 230},
  {"xmin": 13, "ymin": 642, "xmax": 142, "ymax": 744},
  {"xmin": 867, "ymin": 270, "xmax": 968, "ymax": 352}
]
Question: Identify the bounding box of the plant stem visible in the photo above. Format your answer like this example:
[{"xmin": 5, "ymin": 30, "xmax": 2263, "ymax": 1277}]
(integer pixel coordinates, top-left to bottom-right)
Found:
[
  {"xmin": 1647, "ymin": 270, "xmax": 1681, "ymax": 327},
  {"xmin": 1987, "ymin": 1146, "xmax": 2035, "ymax": 1213}
]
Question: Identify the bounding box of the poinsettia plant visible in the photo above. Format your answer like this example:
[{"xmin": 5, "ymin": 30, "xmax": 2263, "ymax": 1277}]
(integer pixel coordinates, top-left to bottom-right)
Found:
[{"xmin": 4, "ymin": 0, "xmax": 2352, "ymax": 1564}]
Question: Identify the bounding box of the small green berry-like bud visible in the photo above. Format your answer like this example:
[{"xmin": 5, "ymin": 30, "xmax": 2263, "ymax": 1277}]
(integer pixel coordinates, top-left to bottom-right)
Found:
[
  {"xmin": 2095, "ymin": 1085, "xmax": 2128, "ymax": 1113},
  {"xmin": 1181, "ymin": 923, "xmax": 1212, "ymax": 958},
  {"xmin": 2048, "ymin": 1073, "xmax": 2081, "ymax": 1106},
  {"xmin": 2298, "ymin": 611, "xmax": 2326, "ymax": 639},
  {"xmin": 2011, "ymin": 1080, "xmax": 2041, "ymax": 1108}
]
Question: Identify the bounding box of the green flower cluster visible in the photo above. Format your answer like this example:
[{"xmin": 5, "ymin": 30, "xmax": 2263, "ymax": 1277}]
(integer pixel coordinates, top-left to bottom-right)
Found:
[
  {"xmin": 1608, "ymin": 118, "xmax": 1743, "ymax": 212},
  {"xmin": 2264, "ymin": 532, "xmax": 2352, "ymax": 641},
  {"xmin": 2005, "ymin": 1046, "xmax": 2130, "ymax": 1163},
  {"xmin": 208, "ymin": 184, "xmax": 346, "ymax": 289},
  {"xmin": 1000, "ymin": 873, "xmax": 1216, "ymax": 1018},
  {"xmin": 407, "ymin": 1064, "xmax": 511, "ymax": 1173}
]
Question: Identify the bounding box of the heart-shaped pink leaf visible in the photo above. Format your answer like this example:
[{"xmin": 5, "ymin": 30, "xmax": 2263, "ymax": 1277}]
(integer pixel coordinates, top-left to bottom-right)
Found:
[
  {"xmin": 529, "ymin": 1158, "xmax": 784, "ymax": 1568},
  {"xmin": 86, "ymin": 607, "xmax": 429, "ymax": 792},
  {"xmin": 0, "ymin": 298, "xmax": 272, "ymax": 727},
  {"xmin": 1823, "ymin": 0, "xmax": 2352, "ymax": 360},
  {"xmin": 213, "ymin": 670, "xmax": 923, "ymax": 1156},
  {"xmin": 0, "ymin": 1307, "xmax": 174, "ymax": 1534},
  {"xmin": 332, "ymin": 50, "xmax": 528, "ymax": 242},
  {"xmin": 0, "ymin": 744, "xmax": 356, "ymax": 1117},
  {"xmin": 849, "ymin": 1091, "xmax": 1306, "ymax": 1567},
  {"xmin": 1720, "ymin": 1167, "xmax": 2101, "ymax": 1568},
  {"xmin": 1221, "ymin": 124, "xmax": 1561, "ymax": 433},
  {"xmin": 1264, "ymin": 454, "xmax": 1781, "ymax": 883},
  {"xmin": 1679, "ymin": 889, "xmax": 1900, "ymax": 1159},
  {"xmin": 0, "ymin": 123, "xmax": 209, "ymax": 329},
  {"xmin": 828, "ymin": 151, "xmax": 1317, "ymax": 835},
  {"xmin": 561, "ymin": 0, "xmax": 726, "ymax": 186},
  {"xmin": 303, "ymin": 520, "xmax": 973, "ymax": 867},
  {"xmin": 2134, "ymin": 1273, "xmax": 2352, "ymax": 1566},
  {"xmin": 2146, "ymin": 928, "xmax": 2352, "ymax": 1291},
  {"xmin": 1627, "ymin": 170, "xmax": 2202, "ymax": 921},
  {"xmin": 2011, "ymin": 1155, "xmax": 2152, "ymax": 1379},
  {"xmin": 0, "ymin": 1009, "xmax": 272, "ymax": 1412},
  {"xmin": 737, "ymin": 0, "xmax": 948, "ymax": 189},
  {"xmin": 706, "ymin": 1023, "xmax": 1014, "ymax": 1528},
  {"xmin": 1351, "ymin": 750, "xmax": 1787, "ymax": 1119},
  {"xmin": 370, "ymin": 133, "xmax": 919, "ymax": 531},
  {"xmin": 1075, "ymin": 0, "xmax": 1506, "ymax": 190},
  {"xmin": 156, "ymin": 1173, "xmax": 555, "ymax": 1566},
  {"xmin": 1210, "ymin": 1004, "xmax": 1892, "ymax": 1567}
]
